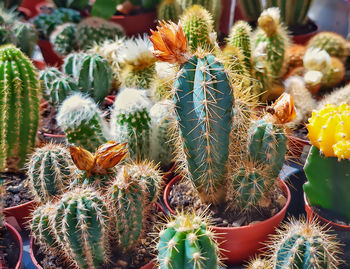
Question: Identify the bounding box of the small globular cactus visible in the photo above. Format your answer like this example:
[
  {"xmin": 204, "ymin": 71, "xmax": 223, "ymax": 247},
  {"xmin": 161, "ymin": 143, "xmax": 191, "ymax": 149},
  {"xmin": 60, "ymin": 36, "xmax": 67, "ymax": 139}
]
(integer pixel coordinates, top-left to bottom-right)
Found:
[
  {"xmin": 157, "ymin": 211, "xmax": 221, "ymax": 269},
  {"xmin": 322, "ymin": 57, "xmax": 345, "ymax": 88},
  {"xmin": 27, "ymin": 143, "xmax": 77, "ymax": 203},
  {"xmin": 157, "ymin": 0, "xmax": 182, "ymax": 22},
  {"xmin": 45, "ymin": 75, "xmax": 79, "ymax": 108},
  {"xmin": 56, "ymin": 93, "xmax": 108, "ymax": 152},
  {"xmin": 0, "ymin": 45, "xmax": 40, "ymax": 171},
  {"xmin": 50, "ymin": 22, "xmax": 77, "ymax": 56},
  {"xmin": 269, "ymin": 218, "xmax": 342, "ymax": 269}
]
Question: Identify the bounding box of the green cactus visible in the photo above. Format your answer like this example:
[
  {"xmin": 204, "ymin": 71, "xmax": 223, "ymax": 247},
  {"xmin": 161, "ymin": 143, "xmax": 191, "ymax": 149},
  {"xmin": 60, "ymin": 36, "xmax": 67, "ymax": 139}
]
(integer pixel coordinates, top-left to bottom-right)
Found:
[
  {"xmin": 54, "ymin": 187, "xmax": 110, "ymax": 269},
  {"xmin": 237, "ymin": 0, "xmax": 262, "ymax": 22},
  {"xmin": 12, "ymin": 22, "xmax": 38, "ymax": 58},
  {"xmin": 174, "ymin": 53, "xmax": 233, "ymax": 204},
  {"xmin": 50, "ymin": 22, "xmax": 77, "ymax": 56},
  {"xmin": 0, "ymin": 26, "xmax": 13, "ymax": 45},
  {"xmin": 158, "ymin": 211, "xmax": 220, "ymax": 269},
  {"xmin": 110, "ymin": 88, "xmax": 153, "ymax": 159},
  {"xmin": 180, "ymin": 5, "xmax": 214, "ymax": 52},
  {"xmin": 158, "ymin": 0, "xmax": 182, "ymax": 22},
  {"xmin": 27, "ymin": 144, "xmax": 77, "ymax": 203},
  {"xmin": 56, "ymin": 93, "xmax": 108, "ymax": 152},
  {"xmin": 265, "ymin": 0, "xmax": 314, "ymax": 27},
  {"xmin": 0, "ymin": 45, "xmax": 40, "ymax": 171},
  {"xmin": 63, "ymin": 52, "xmax": 113, "ymax": 104},
  {"xmin": 76, "ymin": 17, "xmax": 125, "ymax": 50},
  {"xmin": 270, "ymin": 218, "xmax": 341, "ymax": 268},
  {"xmin": 39, "ymin": 67, "xmax": 62, "ymax": 95}
]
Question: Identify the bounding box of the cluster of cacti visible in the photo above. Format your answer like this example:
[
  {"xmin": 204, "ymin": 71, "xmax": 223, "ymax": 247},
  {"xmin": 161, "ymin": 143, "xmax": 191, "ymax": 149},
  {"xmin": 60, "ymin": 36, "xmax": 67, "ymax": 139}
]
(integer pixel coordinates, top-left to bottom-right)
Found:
[
  {"xmin": 0, "ymin": 45, "xmax": 40, "ymax": 171},
  {"xmin": 27, "ymin": 144, "xmax": 77, "ymax": 203},
  {"xmin": 304, "ymin": 103, "xmax": 350, "ymax": 222},
  {"xmin": 49, "ymin": 22, "xmax": 77, "ymax": 55},
  {"xmin": 157, "ymin": 211, "xmax": 221, "ymax": 269},
  {"xmin": 63, "ymin": 52, "xmax": 113, "ymax": 103},
  {"xmin": 157, "ymin": 0, "xmax": 182, "ymax": 22},
  {"xmin": 56, "ymin": 93, "xmax": 108, "ymax": 152}
]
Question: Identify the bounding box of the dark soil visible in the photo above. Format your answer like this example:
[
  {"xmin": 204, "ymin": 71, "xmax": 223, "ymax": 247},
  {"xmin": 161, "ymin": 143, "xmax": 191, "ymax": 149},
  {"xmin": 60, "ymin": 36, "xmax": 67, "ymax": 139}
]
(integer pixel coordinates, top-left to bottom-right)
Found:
[
  {"xmin": 312, "ymin": 205, "xmax": 350, "ymax": 227},
  {"xmin": 168, "ymin": 179, "xmax": 287, "ymax": 227},
  {"xmin": 0, "ymin": 225, "xmax": 20, "ymax": 268},
  {"xmin": 2, "ymin": 172, "xmax": 33, "ymax": 208},
  {"xmin": 289, "ymin": 19, "xmax": 318, "ymax": 36}
]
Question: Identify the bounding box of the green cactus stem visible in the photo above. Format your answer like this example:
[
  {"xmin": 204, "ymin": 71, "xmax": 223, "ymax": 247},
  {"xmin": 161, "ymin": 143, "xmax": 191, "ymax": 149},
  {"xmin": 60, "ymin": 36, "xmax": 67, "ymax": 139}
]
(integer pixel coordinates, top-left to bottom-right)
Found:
[{"xmin": 158, "ymin": 0, "xmax": 182, "ymax": 22}]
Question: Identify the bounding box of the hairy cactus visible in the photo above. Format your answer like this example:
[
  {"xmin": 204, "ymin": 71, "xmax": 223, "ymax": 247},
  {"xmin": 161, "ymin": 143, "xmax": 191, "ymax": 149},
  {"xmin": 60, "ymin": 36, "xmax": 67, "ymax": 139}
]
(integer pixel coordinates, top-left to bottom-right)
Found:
[
  {"xmin": 158, "ymin": 211, "xmax": 220, "ymax": 269},
  {"xmin": 27, "ymin": 144, "xmax": 77, "ymax": 203},
  {"xmin": 253, "ymin": 7, "xmax": 290, "ymax": 79},
  {"xmin": 63, "ymin": 52, "xmax": 113, "ymax": 103},
  {"xmin": 304, "ymin": 104, "xmax": 350, "ymax": 221},
  {"xmin": 76, "ymin": 17, "xmax": 125, "ymax": 50},
  {"xmin": 56, "ymin": 93, "xmax": 108, "ymax": 152},
  {"xmin": 110, "ymin": 88, "xmax": 153, "ymax": 159},
  {"xmin": 0, "ymin": 45, "xmax": 40, "ymax": 171},
  {"xmin": 54, "ymin": 187, "xmax": 110, "ymax": 269},
  {"xmin": 180, "ymin": 5, "xmax": 214, "ymax": 52},
  {"xmin": 270, "ymin": 219, "xmax": 341, "ymax": 268},
  {"xmin": 12, "ymin": 22, "xmax": 38, "ymax": 57},
  {"xmin": 317, "ymin": 83, "xmax": 350, "ymax": 110},
  {"xmin": 321, "ymin": 57, "xmax": 345, "ymax": 88},
  {"xmin": 246, "ymin": 257, "xmax": 272, "ymax": 269},
  {"xmin": 50, "ymin": 22, "xmax": 77, "ymax": 56},
  {"xmin": 158, "ymin": 0, "xmax": 182, "ymax": 22},
  {"xmin": 285, "ymin": 44, "xmax": 306, "ymax": 72},
  {"xmin": 237, "ymin": 0, "xmax": 262, "ymax": 22}
]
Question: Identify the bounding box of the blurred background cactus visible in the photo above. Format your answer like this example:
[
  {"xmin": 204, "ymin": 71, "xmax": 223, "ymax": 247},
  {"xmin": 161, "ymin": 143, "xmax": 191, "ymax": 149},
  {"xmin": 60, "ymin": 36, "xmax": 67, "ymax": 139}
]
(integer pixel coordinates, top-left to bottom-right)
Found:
[{"xmin": 157, "ymin": 0, "xmax": 182, "ymax": 22}]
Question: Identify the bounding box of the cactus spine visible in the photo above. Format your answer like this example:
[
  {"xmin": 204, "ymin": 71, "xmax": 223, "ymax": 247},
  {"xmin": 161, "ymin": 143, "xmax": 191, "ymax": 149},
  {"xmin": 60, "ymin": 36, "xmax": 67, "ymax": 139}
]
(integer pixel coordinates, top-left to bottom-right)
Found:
[
  {"xmin": 0, "ymin": 45, "xmax": 40, "ymax": 171},
  {"xmin": 56, "ymin": 94, "xmax": 108, "ymax": 152},
  {"xmin": 50, "ymin": 23, "xmax": 77, "ymax": 56},
  {"xmin": 158, "ymin": 0, "xmax": 182, "ymax": 22},
  {"xmin": 158, "ymin": 211, "xmax": 220, "ymax": 269},
  {"xmin": 27, "ymin": 144, "xmax": 77, "ymax": 203}
]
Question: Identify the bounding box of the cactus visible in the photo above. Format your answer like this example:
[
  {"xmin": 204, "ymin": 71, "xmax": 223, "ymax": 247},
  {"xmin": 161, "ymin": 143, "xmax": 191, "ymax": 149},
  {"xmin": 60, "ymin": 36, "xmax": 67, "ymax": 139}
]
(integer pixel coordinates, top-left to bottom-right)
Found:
[
  {"xmin": 63, "ymin": 52, "xmax": 113, "ymax": 103},
  {"xmin": 12, "ymin": 22, "xmax": 38, "ymax": 57},
  {"xmin": 39, "ymin": 67, "xmax": 62, "ymax": 96},
  {"xmin": 110, "ymin": 88, "xmax": 153, "ymax": 159},
  {"xmin": 265, "ymin": 0, "xmax": 314, "ymax": 27},
  {"xmin": 27, "ymin": 144, "xmax": 77, "ymax": 203},
  {"xmin": 317, "ymin": 83, "xmax": 350, "ymax": 110},
  {"xmin": 307, "ymin": 32, "xmax": 348, "ymax": 60},
  {"xmin": 157, "ymin": 0, "xmax": 182, "ymax": 22},
  {"xmin": 253, "ymin": 8, "xmax": 290, "ymax": 79},
  {"xmin": 180, "ymin": 5, "xmax": 214, "ymax": 52},
  {"xmin": 54, "ymin": 187, "xmax": 110, "ymax": 269},
  {"xmin": 56, "ymin": 93, "xmax": 108, "ymax": 152},
  {"xmin": 118, "ymin": 35, "xmax": 157, "ymax": 89},
  {"xmin": 270, "ymin": 218, "xmax": 341, "ymax": 268},
  {"xmin": 285, "ymin": 44, "xmax": 306, "ymax": 72},
  {"xmin": 0, "ymin": 45, "xmax": 40, "ymax": 171},
  {"xmin": 150, "ymin": 100, "xmax": 176, "ymax": 168},
  {"xmin": 50, "ymin": 22, "xmax": 77, "ymax": 56},
  {"xmin": 321, "ymin": 57, "xmax": 345, "ymax": 88},
  {"xmin": 304, "ymin": 104, "xmax": 350, "ymax": 221},
  {"xmin": 0, "ymin": 26, "xmax": 13, "ymax": 46},
  {"xmin": 157, "ymin": 211, "xmax": 220, "ymax": 269},
  {"xmin": 237, "ymin": 0, "xmax": 262, "ymax": 22},
  {"xmin": 246, "ymin": 257, "xmax": 272, "ymax": 269},
  {"xmin": 227, "ymin": 20, "xmax": 253, "ymax": 73},
  {"xmin": 76, "ymin": 17, "xmax": 125, "ymax": 50}
]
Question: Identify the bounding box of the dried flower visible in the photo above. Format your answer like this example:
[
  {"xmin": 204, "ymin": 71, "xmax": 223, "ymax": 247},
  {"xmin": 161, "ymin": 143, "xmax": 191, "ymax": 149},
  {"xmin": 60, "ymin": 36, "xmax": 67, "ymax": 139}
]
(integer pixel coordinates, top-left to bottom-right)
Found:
[
  {"xmin": 266, "ymin": 93, "xmax": 296, "ymax": 124},
  {"xmin": 95, "ymin": 141, "xmax": 128, "ymax": 169},
  {"xmin": 69, "ymin": 146, "xmax": 95, "ymax": 172}
]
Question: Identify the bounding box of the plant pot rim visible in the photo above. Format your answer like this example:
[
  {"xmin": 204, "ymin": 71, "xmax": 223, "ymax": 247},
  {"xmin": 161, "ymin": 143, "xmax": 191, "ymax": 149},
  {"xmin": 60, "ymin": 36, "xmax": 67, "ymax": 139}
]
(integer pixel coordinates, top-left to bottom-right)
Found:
[
  {"xmin": 4, "ymin": 221, "xmax": 23, "ymax": 269},
  {"xmin": 304, "ymin": 192, "xmax": 350, "ymax": 229},
  {"xmin": 164, "ymin": 175, "xmax": 291, "ymax": 231},
  {"xmin": 4, "ymin": 199, "xmax": 35, "ymax": 213}
]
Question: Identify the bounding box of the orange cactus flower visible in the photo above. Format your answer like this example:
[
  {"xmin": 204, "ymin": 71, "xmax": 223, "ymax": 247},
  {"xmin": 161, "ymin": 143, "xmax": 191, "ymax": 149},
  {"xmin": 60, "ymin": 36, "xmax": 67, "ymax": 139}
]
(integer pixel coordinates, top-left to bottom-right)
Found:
[
  {"xmin": 149, "ymin": 21, "xmax": 189, "ymax": 65},
  {"xmin": 95, "ymin": 141, "xmax": 128, "ymax": 169},
  {"xmin": 266, "ymin": 93, "xmax": 296, "ymax": 124},
  {"xmin": 70, "ymin": 146, "xmax": 95, "ymax": 172}
]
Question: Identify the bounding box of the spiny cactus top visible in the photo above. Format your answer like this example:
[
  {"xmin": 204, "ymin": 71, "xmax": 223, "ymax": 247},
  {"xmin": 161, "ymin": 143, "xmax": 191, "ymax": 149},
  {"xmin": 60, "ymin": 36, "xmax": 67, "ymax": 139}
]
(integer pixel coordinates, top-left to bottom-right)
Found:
[
  {"xmin": 307, "ymin": 32, "xmax": 348, "ymax": 59},
  {"xmin": 0, "ymin": 45, "xmax": 40, "ymax": 171}
]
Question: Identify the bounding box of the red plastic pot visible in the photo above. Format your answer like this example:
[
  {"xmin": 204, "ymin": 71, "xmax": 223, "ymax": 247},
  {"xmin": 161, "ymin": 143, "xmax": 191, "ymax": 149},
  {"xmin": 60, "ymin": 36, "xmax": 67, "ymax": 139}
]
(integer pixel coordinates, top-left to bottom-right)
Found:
[
  {"xmin": 164, "ymin": 175, "xmax": 291, "ymax": 265},
  {"xmin": 20, "ymin": 0, "xmax": 47, "ymax": 18},
  {"xmin": 292, "ymin": 24, "xmax": 318, "ymax": 45},
  {"xmin": 3, "ymin": 200, "xmax": 36, "ymax": 230},
  {"xmin": 37, "ymin": 39, "xmax": 63, "ymax": 67},
  {"xmin": 32, "ymin": 60, "xmax": 46, "ymax": 70},
  {"xmin": 3, "ymin": 222, "xmax": 23, "ymax": 269}
]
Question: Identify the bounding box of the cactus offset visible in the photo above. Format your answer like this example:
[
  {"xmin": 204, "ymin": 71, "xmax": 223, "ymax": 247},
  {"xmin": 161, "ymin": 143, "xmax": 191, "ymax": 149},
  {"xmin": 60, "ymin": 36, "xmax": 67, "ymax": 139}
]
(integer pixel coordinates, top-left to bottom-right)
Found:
[
  {"xmin": 158, "ymin": 0, "xmax": 182, "ymax": 22},
  {"xmin": 0, "ymin": 45, "xmax": 40, "ymax": 171},
  {"xmin": 56, "ymin": 94, "xmax": 108, "ymax": 152},
  {"xmin": 27, "ymin": 144, "xmax": 77, "ymax": 203},
  {"xmin": 50, "ymin": 22, "xmax": 77, "ymax": 56}
]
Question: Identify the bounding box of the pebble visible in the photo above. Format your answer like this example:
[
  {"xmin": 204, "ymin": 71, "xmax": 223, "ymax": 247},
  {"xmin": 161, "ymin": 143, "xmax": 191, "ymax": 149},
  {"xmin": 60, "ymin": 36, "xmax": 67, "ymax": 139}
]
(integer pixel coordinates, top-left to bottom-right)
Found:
[
  {"xmin": 6, "ymin": 182, "xmax": 24, "ymax": 194},
  {"xmin": 249, "ymin": 221, "xmax": 262, "ymax": 225}
]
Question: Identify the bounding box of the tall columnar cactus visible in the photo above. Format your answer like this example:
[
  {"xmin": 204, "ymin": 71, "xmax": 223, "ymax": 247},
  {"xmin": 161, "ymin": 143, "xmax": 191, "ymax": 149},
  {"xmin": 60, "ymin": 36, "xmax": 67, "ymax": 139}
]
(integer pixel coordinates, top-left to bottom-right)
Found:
[
  {"xmin": 27, "ymin": 144, "xmax": 77, "ymax": 203},
  {"xmin": 237, "ymin": 0, "xmax": 262, "ymax": 22},
  {"xmin": 110, "ymin": 88, "xmax": 153, "ymax": 159},
  {"xmin": 0, "ymin": 45, "xmax": 40, "ymax": 171},
  {"xmin": 56, "ymin": 93, "xmax": 108, "ymax": 152},
  {"xmin": 76, "ymin": 17, "xmax": 125, "ymax": 50},
  {"xmin": 265, "ymin": 0, "xmax": 314, "ymax": 27},
  {"xmin": 180, "ymin": 5, "xmax": 214, "ymax": 52},
  {"xmin": 63, "ymin": 52, "xmax": 113, "ymax": 103},
  {"xmin": 227, "ymin": 20, "xmax": 253, "ymax": 73},
  {"xmin": 54, "ymin": 187, "xmax": 110, "ymax": 269},
  {"xmin": 304, "ymin": 104, "xmax": 350, "ymax": 221},
  {"xmin": 12, "ymin": 22, "xmax": 38, "ymax": 57},
  {"xmin": 253, "ymin": 8, "xmax": 290, "ymax": 79},
  {"xmin": 50, "ymin": 22, "xmax": 77, "ymax": 56},
  {"xmin": 158, "ymin": 211, "xmax": 220, "ymax": 269},
  {"xmin": 158, "ymin": 0, "xmax": 182, "ymax": 22},
  {"xmin": 270, "ymin": 219, "xmax": 341, "ymax": 268}
]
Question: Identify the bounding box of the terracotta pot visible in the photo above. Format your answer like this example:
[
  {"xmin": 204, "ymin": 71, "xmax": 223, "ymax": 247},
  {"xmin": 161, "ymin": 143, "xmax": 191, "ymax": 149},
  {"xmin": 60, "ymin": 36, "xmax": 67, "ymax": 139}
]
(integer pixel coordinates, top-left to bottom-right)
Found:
[
  {"xmin": 37, "ymin": 39, "xmax": 63, "ymax": 67},
  {"xmin": 3, "ymin": 200, "xmax": 36, "ymax": 230},
  {"xmin": 17, "ymin": 7, "xmax": 32, "ymax": 19},
  {"xmin": 164, "ymin": 175, "xmax": 291, "ymax": 265},
  {"xmin": 109, "ymin": 11, "xmax": 157, "ymax": 37},
  {"xmin": 20, "ymin": 0, "xmax": 47, "ymax": 18},
  {"xmin": 3, "ymin": 222, "xmax": 23, "ymax": 269}
]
